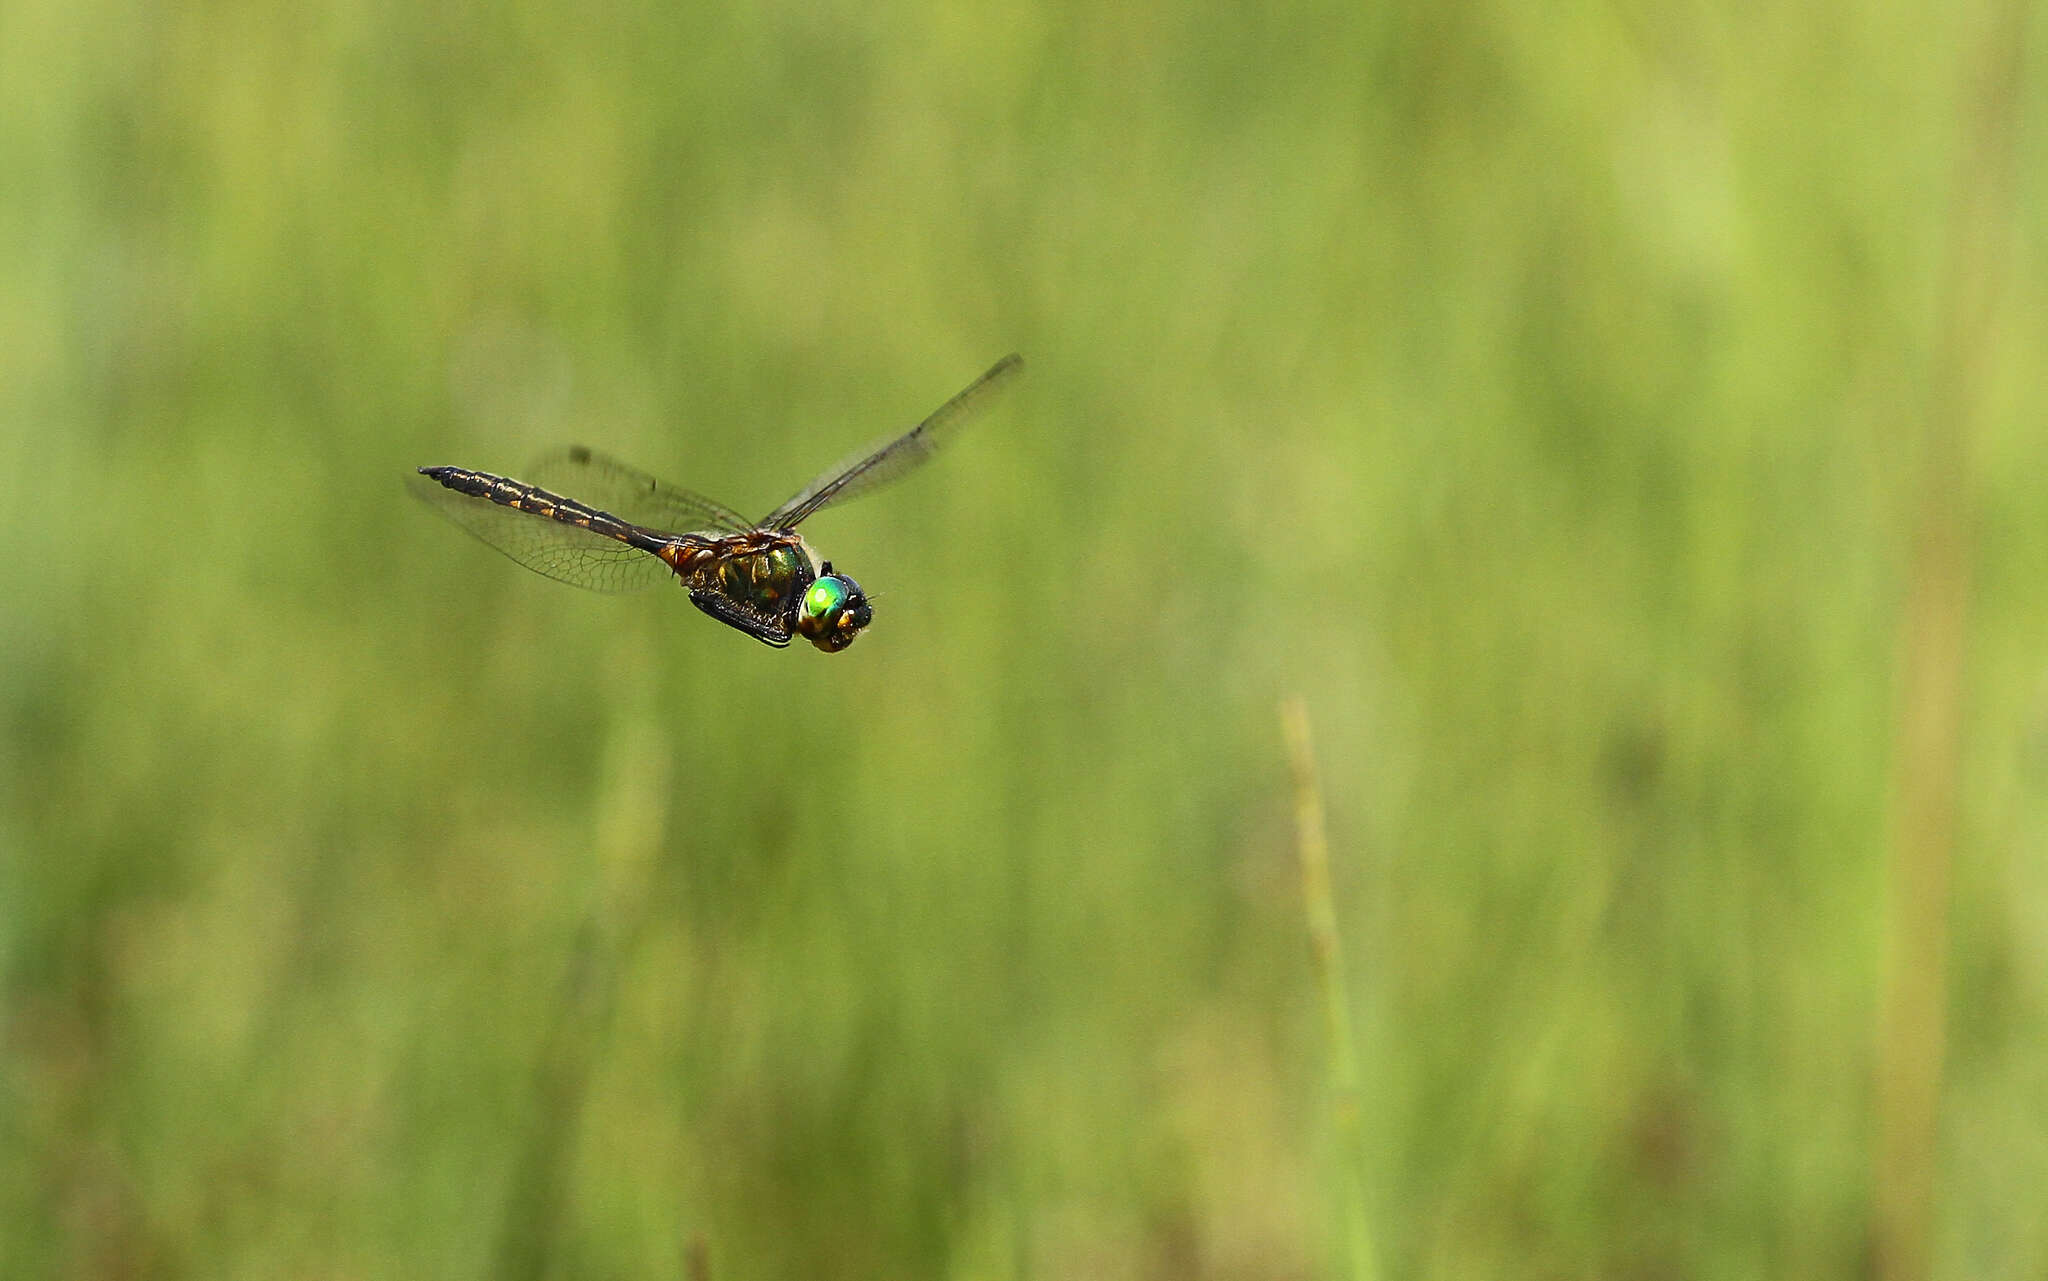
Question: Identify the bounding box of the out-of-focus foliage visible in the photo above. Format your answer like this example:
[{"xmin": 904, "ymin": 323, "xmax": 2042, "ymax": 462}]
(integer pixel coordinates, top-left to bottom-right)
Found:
[{"xmin": 3, "ymin": 1, "xmax": 2045, "ymax": 1277}]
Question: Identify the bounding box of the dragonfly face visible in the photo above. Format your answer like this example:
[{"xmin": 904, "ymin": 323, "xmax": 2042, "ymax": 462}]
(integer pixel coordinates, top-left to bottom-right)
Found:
[
  {"xmin": 794, "ymin": 567, "xmax": 873, "ymax": 653},
  {"xmin": 411, "ymin": 354, "xmax": 1020, "ymax": 652}
]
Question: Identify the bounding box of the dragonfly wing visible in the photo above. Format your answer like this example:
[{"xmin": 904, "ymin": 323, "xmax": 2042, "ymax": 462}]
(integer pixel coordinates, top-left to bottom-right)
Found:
[
  {"xmin": 407, "ymin": 473, "xmax": 673, "ymax": 593},
  {"xmin": 524, "ymin": 446, "xmax": 753, "ymax": 535},
  {"xmin": 759, "ymin": 354, "xmax": 1022, "ymax": 530}
]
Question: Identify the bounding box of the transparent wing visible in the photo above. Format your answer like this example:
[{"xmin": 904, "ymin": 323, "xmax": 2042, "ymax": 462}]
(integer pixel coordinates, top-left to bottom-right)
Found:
[
  {"xmin": 759, "ymin": 354, "xmax": 1022, "ymax": 530},
  {"xmin": 407, "ymin": 474, "xmax": 673, "ymax": 593},
  {"xmin": 524, "ymin": 446, "xmax": 753, "ymax": 536}
]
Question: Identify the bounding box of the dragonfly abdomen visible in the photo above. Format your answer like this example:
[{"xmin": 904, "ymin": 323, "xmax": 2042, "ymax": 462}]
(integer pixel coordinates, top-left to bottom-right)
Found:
[{"xmin": 417, "ymin": 465, "xmax": 669, "ymax": 554}]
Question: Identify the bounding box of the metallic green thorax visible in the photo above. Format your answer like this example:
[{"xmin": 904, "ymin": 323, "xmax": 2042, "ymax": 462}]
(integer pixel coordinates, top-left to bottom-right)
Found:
[{"xmin": 716, "ymin": 544, "xmax": 807, "ymax": 616}]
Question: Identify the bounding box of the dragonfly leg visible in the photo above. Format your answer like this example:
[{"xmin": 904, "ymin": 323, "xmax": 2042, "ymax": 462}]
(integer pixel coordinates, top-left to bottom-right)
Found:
[{"xmin": 687, "ymin": 590, "xmax": 793, "ymax": 648}]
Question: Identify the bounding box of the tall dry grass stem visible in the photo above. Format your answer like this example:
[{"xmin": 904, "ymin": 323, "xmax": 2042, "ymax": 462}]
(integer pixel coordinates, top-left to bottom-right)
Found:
[
  {"xmin": 1874, "ymin": 6, "xmax": 2028, "ymax": 1279},
  {"xmin": 1282, "ymin": 696, "xmax": 1378, "ymax": 1281}
]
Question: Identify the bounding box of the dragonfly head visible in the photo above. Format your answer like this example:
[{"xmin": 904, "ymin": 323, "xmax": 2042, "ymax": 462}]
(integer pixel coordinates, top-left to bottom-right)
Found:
[{"xmin": 795, "ymin": 563, "xmax": 873, "ymax": 653}]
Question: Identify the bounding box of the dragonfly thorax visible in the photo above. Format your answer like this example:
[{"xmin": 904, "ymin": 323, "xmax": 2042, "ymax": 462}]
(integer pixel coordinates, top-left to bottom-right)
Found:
[{"xmin": 715, "ymin": 543, "xmax": 809, "ymax": 615}]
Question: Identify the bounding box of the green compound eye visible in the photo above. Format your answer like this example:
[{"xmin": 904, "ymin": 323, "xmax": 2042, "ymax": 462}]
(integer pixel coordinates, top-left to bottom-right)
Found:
[
  {"xmin": 802, "ymin": 577, "xmax": 848, "ymax": 623},
  {"xmin": 796, "ymin": 573, "xmax": 871, "ymax": 652}
]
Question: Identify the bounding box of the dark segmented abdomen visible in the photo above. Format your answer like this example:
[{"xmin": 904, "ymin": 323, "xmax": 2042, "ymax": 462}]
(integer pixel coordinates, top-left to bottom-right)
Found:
[{"xmin": 416, "ymin": 465, "xmax": 670, "ymax": 553}]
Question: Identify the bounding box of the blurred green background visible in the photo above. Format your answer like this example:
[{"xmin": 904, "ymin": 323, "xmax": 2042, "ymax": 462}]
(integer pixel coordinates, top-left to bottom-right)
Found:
[{"xmin": 4, "ymin": 0, "xmax": 2046, "ymax": 1277}]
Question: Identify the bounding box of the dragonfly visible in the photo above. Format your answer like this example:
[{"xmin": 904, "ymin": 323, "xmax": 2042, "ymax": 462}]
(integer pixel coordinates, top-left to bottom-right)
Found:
[{"xmin": 412, "ymin": 354, "xmax": 1021, "ymax": 652}]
